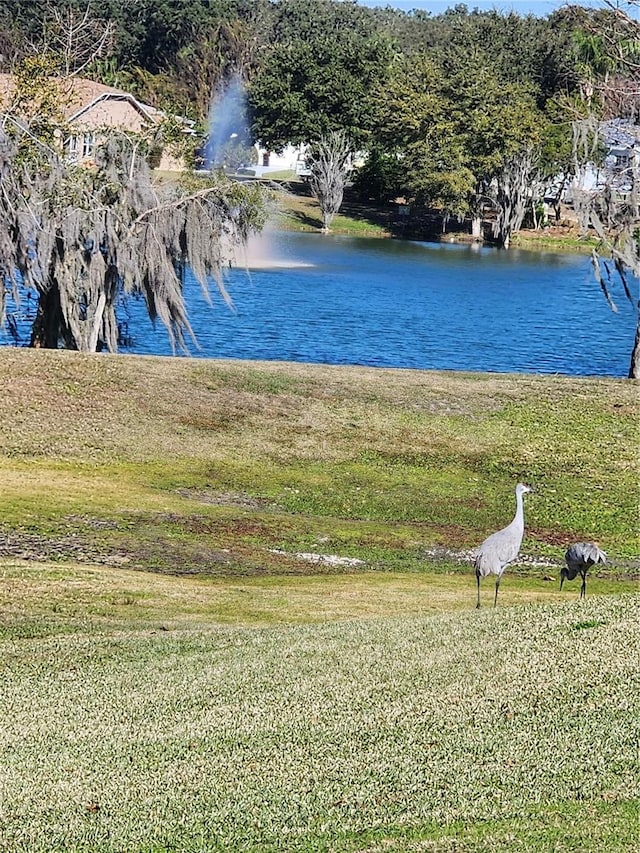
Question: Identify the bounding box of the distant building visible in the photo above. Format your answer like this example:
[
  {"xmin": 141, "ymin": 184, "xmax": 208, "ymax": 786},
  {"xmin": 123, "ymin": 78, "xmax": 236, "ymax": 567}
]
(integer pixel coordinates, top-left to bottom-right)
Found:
[
  {"xmin": 247, "ymin": 144, "xmax": 307, "ymax": 177},
  {"xmin": 0, "ymin": 74, "xmax": 194, "ymax": 172},
  {"xmin": 601, "ymin": 118, "xmax": 639, "ymax": 191},
  {"xmin": 565, "ymin": 118, "xmax": 639, "ymax": 203}
]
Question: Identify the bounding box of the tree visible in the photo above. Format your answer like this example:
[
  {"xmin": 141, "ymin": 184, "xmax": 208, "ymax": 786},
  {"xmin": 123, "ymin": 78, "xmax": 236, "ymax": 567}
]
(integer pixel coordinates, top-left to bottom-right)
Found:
[
  {"xmin": 371, "ymin": 54, "xmax": 475, "ymax": 217},
  {"xmin": 306, "ymin": 130, "xmax": 352, "ymax": 233},
  {"xmin": 0, "ymin": 1, "xmax": 119, "ymax": 79},
  {"xmin": 351, "ymin": 144, "xmax": 405, "ymax": 204},
  {"xmin": 0, "ymin": 65, "xmax": 269, "ymax": 353},
  {"xmin": 371, "ymin": 53, "xmax": 549, "ymax": 242},
  {"xmin": 375, "ymin": 4, "xmax": 580, "ymax": 104},
  {"xmin": 248, "ymin": 0, "xmax": 391, "ymax": 150},
  {"xmin": 571, "ymin": 0, "xmax": 639, "ymax": 378},
  {"xmin": 493, "ymin": 147, "xmax": 537, "ymax": 249},
  {"xmin": 26, "ymin": 1, "xmax": 270, "ymax": 121},
  {"xmin": 173, "ymin": 17, "xmax": 263, "ymax": 119},
  {"xmin": 536, "ymin": 95, "xmax": 578, "ymax": 224},
  {"xmin": 573, "ymin": 121, "xmax": 639, "ymax": 378},
  {"xmin": 41, "ymin": 1, "xmax": 115, "ymax": 77}
]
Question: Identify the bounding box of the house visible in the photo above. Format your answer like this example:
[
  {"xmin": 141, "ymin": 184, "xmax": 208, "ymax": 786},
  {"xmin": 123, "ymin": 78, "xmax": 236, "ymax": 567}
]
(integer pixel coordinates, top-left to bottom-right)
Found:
[
  {"xmin": 601, "ymin": 118, "xmax": 639, "ymax": 192},
  {"xmin": 244, "ymin": 144, "xmax": 364, "ymax": 180},
  {"xmin": 0, "ymin": 74, "xmax": 193, "ymax": 172},
  {"xmin": 565, "ymin": 118, "xmax": 639, "ymax": 203},
  {"xmin": 243, "ymin": 143, "xmax": 307, "ymax": 177}
]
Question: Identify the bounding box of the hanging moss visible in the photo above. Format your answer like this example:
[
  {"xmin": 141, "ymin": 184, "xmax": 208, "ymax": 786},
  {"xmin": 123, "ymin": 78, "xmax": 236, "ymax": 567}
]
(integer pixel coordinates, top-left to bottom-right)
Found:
[{"xmin": 0, "ymin": 125, "xmax": 270, "ymax": 353}]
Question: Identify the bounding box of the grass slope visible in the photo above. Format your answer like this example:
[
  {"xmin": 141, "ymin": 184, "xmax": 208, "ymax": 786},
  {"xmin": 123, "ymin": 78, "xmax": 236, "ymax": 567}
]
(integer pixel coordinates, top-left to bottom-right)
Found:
[
  {"xmin": 0, "ymin": 348, "xmax": 637, "ymax": 576},
  {"xmin": 0, "ymin": 349, "xmax": 638, "ymax": 850},
  {"xmin": 1, "ymin": 587, "xmax": 638, "ymax": 852},
  {"xmin": 270, "ymin": 181, "xmax": 596, "ymax": 251}
]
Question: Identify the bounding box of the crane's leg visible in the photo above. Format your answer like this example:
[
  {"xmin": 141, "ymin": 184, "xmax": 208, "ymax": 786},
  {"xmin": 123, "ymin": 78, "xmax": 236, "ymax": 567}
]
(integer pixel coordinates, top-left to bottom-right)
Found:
[
  {"xmin": 493, "ymin": 576, "xmax": 500, "ymax": 608},
  {"xmin": 476, "ymin": 571, "xmax": 481, "ymax": 609},
  {"xmin": 580, "ymin": 570, "xmax": 586, "ymax": 599}
]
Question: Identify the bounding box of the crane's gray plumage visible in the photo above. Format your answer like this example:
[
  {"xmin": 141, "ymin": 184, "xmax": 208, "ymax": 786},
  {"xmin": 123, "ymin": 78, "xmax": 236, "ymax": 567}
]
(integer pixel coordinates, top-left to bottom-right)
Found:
[
  {"xmin": 474, "ymin": 483, "xmax": 532, "ymax": 609},
  {"xmin": 561, "ymin": 541, "xmax": 606, "ymax": 599}
]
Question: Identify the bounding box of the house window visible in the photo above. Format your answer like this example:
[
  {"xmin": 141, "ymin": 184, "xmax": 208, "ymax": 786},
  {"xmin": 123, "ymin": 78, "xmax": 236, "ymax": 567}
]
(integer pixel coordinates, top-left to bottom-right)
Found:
[
  {"xmin": 66, "ymin": 135, "xmax": 79, "ymax": 162},
  {"xmin": 82, "ymin": 133, "xmax": 95, "ymax": 159}
]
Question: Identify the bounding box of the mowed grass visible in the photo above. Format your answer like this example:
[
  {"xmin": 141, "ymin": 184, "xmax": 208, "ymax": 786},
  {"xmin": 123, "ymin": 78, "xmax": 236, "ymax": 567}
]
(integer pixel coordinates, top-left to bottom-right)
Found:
[
  {"xmin": 0, "ymin": 348, "xmax": 638, "ymax": 850},
  {"xmin": 0, "ymin": 576, "xmax": 638, "ymax": 852},
  {"xmin": 2, "ymin": 559, "xmax": 632, "ymax": 640},
  {"xmin": 273, "ymin": 184, "xmax": 391, "ymax": 236}
]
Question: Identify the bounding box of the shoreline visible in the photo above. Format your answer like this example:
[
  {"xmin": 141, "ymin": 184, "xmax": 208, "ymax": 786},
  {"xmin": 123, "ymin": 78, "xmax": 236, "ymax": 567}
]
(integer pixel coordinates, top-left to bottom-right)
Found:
[{"xmin": 272, "ymin": 183, "xmax": 598, "ymax": 255}]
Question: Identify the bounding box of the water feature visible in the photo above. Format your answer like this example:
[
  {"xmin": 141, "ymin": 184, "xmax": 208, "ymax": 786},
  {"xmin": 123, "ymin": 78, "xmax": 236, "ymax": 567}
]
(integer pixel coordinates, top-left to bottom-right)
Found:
[
  {"xmin": 1, "ymin": 232, "xmax": 636, "ymax": 377},
  {"xmin": 114, "ymin": 232, "xmax": 636, "ymax": 378},
  {"xmin": 203, "ymin": 74, "xmax": 252, "ymax": 170}
]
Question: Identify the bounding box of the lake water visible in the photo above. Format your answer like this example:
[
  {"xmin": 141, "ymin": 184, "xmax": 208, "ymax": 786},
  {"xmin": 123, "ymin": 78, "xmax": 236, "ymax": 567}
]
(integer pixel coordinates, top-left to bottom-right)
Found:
[{"xmin": 2, "ymin": 231, "xmax": 637, "ymax": 377}]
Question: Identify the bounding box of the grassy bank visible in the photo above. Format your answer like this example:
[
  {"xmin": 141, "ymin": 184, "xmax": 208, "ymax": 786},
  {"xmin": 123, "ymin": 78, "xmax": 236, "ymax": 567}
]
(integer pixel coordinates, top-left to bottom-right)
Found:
[
  {"xmin": 270, "ymin": 180, "xmax": 595, "ymax": 250},
  {"xmin": 273, "ymin": 182, "xmax": 392, "ymax": 237},
  {"xmin": 0, "ymin": 349, "xmax": 637, "ymax": 575},
  {"xmin": 0, "ymin": 349, "xmax": 638, "ymax": 850}
]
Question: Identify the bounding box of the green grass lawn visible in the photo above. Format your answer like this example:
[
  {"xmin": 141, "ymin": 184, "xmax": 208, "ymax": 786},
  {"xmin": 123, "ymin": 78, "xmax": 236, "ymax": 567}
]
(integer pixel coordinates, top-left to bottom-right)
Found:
[
  {"xmin": 0, "ymin": 349, "xmax": 638, "ymax": 850},
  {"xmin": 269, "ymin": 183, "xmax": 594, "ymax": 248},
  {"xmin": 1, "ymin": 569, "xmax": 638, "ymax": 852},
  {"xmin": 0, "ymin": 349, "xmax": 637, "ymax": 574},
  {"xmin": 272, "ymin": 184, "xmax": 392, "ymax": 236}
]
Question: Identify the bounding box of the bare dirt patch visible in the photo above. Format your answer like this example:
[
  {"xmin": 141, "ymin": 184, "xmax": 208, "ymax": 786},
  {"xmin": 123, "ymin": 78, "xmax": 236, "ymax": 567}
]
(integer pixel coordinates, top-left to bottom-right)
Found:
[{"xmin": 174, "ymin": 488, "xmax": 272, "ymax": 509}]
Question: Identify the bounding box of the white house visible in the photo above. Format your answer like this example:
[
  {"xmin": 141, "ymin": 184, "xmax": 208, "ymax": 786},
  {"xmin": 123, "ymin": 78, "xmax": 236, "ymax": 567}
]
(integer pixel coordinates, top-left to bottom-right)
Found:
[{"xmin": 241, "ymin": 143, "xmax": 307, "ymax": 177}]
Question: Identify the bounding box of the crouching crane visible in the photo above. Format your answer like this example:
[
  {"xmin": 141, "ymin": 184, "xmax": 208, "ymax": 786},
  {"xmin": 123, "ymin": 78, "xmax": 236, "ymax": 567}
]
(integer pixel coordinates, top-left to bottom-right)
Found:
[
  {"xmin": 561, "ymin": 542, "xmax": 606, "ymax": 599},
  {"xmin": 474, "ymin": 483, "xmax": 532, "ymax": 609}
]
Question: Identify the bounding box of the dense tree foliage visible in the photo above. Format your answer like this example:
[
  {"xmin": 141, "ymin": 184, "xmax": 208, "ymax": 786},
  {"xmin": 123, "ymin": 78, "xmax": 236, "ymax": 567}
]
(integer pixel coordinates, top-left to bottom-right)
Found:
[
  {"xmin": 370, "ymin": 52, "xmax": 550, "ymax": 243},
  {"xmin": 247, "ymin": 0, "xmax": 392, "ymax": 150},
  {"xmin": 0, "ymin": 3, "xmax": 633, "ymax": 202},
  {"xmin": 0, "ymin": 0, "xmax": 270, "ymax": 117}
]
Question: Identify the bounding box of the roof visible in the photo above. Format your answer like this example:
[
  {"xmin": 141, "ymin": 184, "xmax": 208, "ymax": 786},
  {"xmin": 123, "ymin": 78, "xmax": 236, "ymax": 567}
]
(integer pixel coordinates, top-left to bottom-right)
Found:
[
  {"xmin": 601, "ymin": 118, "xmax": 640, "ymax": 150},
  {"xmin": 63, "ymin": 78, "xmax": 157, "ymax": 124},
  {"xmin": 0, "ymin": 73, "xmax": 192, "ymax": 132}
]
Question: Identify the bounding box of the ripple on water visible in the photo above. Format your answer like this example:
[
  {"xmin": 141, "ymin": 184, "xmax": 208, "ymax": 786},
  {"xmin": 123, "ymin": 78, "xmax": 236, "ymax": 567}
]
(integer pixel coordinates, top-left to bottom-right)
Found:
[{"xmin": 1, "ymin": 232, "xmax": 636, "ymax": 378}]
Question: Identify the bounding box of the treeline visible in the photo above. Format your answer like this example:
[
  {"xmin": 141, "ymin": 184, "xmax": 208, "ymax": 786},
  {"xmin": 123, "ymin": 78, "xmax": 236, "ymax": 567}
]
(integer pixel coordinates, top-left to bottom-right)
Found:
[
  {"xmin": 0, "ymin": 0, "xmax": 636, "ymax": 243},
  {"xmin": 0, "ymin": 1, "xmax": 606, "ymax": 117}
]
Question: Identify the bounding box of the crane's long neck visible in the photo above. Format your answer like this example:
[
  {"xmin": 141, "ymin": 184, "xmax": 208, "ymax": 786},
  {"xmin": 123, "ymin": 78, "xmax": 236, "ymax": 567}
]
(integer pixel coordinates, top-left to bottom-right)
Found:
[{"xmin": 513, "ymin": 490, "xmax": 525, "ymax": 533}]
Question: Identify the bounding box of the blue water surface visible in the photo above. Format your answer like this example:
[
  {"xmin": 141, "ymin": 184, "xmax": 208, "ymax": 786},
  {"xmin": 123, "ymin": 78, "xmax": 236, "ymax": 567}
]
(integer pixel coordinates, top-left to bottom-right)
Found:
[{"xmin": 3, "ymin": 231, "xmax": 637, "ymax": 377}]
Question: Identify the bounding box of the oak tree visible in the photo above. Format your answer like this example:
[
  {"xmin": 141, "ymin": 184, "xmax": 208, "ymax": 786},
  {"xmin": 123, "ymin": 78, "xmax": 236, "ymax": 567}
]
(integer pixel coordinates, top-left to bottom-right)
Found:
[{"xmin": 0, "ymin": 61, "xmax": 269, "ymax": 353}]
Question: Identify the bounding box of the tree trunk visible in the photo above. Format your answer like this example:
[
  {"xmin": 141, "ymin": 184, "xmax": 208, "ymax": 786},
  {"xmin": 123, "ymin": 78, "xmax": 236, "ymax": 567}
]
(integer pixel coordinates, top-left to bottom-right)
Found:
[
  {"xmin": 471, "ymin": 216, "xmax": 482, "ymax": 240},
  {"xmin": 629, "ymin": 313, "xmax": 640, "ymax": 380},
  {"xmin": 87, "ymin": 291, "xmax": 107, "ymax": 353},
  {"xmin": 30, "ymin": 287, "xmax": 63, "ymax": 349},
  {"xmin": 493, "ymin": 148, "xmax": 534, "ymax": 249}
]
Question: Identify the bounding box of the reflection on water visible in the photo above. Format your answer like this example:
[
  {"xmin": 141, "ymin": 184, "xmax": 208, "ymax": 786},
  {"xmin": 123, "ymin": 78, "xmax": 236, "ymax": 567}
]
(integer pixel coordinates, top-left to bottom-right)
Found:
[
  {"xmin": 2, "ymin": 232, "xmax": 637, "ymax": 378},
  {"xmin": 231, "ymin": 229, "xmax": 314, "ymax": 270}
]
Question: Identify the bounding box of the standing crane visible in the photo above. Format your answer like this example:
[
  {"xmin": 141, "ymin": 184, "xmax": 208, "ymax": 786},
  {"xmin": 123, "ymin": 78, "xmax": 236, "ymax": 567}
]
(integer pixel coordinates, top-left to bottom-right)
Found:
[
  {"xmin": 474, "ymin": 483, "xmax": 532, "ymax": 609},
  {"xmin": 561, "ymin": 542, "xmax": 607, "ymax": 599}
]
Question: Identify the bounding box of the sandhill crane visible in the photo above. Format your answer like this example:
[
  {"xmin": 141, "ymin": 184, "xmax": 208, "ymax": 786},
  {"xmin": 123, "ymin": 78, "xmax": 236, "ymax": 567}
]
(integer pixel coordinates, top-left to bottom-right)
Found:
[
  {"xmin": 561, "ymin": 542, "xmax": 607, "ymax": 599},
  {"xmin": 474, "ymin": 483, "xmax": 532, "ymax": 609}
]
